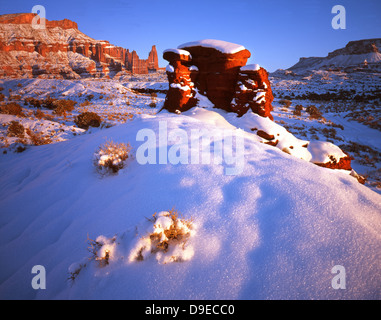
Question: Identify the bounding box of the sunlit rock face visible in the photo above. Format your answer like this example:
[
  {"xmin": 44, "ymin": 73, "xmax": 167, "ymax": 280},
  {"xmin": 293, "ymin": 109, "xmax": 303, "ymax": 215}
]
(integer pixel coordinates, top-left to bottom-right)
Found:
[{"xmin": 163, "ymin": 39, "xmax": 273, "ymax": 120}]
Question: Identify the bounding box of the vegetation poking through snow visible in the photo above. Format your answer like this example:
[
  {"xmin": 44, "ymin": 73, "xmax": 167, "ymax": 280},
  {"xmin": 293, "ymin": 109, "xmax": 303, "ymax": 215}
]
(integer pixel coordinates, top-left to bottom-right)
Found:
[
  {"xmin": 130, "ymin": 208, "xmax": 195, "ymax": 264},
  {"xmin": 93, "ymin": 140, "xmax": 131, "ymax": 174}
]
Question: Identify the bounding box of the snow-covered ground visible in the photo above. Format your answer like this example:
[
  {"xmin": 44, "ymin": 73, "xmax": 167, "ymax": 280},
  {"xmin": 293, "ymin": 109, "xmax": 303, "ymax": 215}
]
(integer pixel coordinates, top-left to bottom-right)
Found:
[
  {"xmin": 0, "ymin": 73, "xmax": 380, "ymax": 300},
  {"xmin": 270, "ymin": 68, "xmax": 381, "ymax": 192}
]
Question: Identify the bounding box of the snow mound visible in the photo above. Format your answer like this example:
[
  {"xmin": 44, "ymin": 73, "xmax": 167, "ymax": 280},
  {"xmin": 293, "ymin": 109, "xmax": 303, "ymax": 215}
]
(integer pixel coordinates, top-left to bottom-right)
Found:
[
  {"xmin": 0, "ymin": 110, "xmax": 380, "ymax": 300},
  {"xmin": 308, "ymin": 140, "xmax": 347, "ymax": 164}
]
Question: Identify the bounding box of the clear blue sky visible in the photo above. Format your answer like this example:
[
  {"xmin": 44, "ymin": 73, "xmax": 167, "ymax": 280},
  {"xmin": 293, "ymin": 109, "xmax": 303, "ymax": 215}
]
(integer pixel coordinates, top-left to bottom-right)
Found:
[{"xmin": 1, "ymin": 0, "xmax": 380, "ymax": 71}]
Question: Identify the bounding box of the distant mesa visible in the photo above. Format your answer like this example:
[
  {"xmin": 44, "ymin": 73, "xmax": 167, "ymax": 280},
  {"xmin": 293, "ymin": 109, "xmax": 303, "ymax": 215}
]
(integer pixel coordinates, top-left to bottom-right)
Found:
[
  {"xmin": 0, "ymin": 13, "xmax": 160, "ymax": 78},
  {"xmin": 286, "ymin": 38, "xmax": 381, "ymax": 73},
  {"xmin": 0, "ymin": 13, "xmax": 78, "ymax": 29},
  {"xmin": 162, "ymin": 39, "xmax": 274, "ymax": 119}
]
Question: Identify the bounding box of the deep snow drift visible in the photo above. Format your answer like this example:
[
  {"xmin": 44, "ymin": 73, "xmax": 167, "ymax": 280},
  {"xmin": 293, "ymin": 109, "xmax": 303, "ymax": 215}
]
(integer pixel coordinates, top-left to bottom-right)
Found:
[{"xmin": 0, "ymin": 107, "xmax": 380, "ymax": 300}]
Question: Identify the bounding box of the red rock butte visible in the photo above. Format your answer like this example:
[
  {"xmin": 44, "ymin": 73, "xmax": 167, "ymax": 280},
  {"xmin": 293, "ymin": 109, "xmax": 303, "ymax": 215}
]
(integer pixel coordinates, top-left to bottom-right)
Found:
[
  {"xmin": 162, "ymin": 39, "xmax": 274, "ymax": 119},
  {"xmin": 0, "ymin": 13, "xmax": 159, "ymax": 78}
]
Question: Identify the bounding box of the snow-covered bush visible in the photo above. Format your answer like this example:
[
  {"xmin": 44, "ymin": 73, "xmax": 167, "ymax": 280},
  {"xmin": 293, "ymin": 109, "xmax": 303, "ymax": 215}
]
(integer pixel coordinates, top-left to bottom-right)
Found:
[
  {"xmin": 93, "ymin": 140, "xmax": 131, "ymax": 174},
  {"xmin": 87, "ymin": 235, "xmax": 116, "ymax": 267},
  {"xmin": 68, "ymin": 235, "xmax": 116, "ymax": 282},
  {"xmin": 129, "ymin": 209, "xmax": 195, "ymax": 264}
]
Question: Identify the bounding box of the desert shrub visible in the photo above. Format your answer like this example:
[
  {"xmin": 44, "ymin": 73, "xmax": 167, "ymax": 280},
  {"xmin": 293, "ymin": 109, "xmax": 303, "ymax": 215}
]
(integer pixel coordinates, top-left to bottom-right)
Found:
[
  {"xmin": 75, "ymin": 111, "xmax": 102, "ymax": 129},
  {"xmin": 147, "ymin": 209, "xmax": 193, "ymax": 254},
  {"xmin": 10, "ymin": 94, "xmax": 21, "ymax": 101},
  {"xmin": 40, "ymin": 96, "xmax": 56, "ymax": 109},
  {"xmin": 24, "ymin": 97, "xmax": 55, "ymax": 109},
  {"xmin": 24, "ymin": 97, "xmax": 41, "ymax": 108},
  {"xmin": 86, "ymin": 94, "xmax": 95, "ymax": 101},
  {"xmin": 306, "ymin": 105, "xmax": 323, "ymax": 119},
  {"xmin": 0, "ymin": 103, "xmax": 24, "ymax": 116},
  {"xmin": 68, "ymin": 234, "xmax": 114, "ymax": 282},
  {"xmin": 86, "ymin": 235, "xmax": 115, "ymax": 267},
  {"xmin": 25, "ymin": 128, "xmax": 52, "ymax": 146},
  {"xmin": 93, "ymin": 140, "xmax": 131, "ymax": 174},
  {"xmin": 293, "ymin": 104, "xmax": 303, "ymax": 116},
  {"xmin": 17, "ymin": 83, "xmax": 22, "ymax": 88},
  {"xmin": 130, "ymin": 208, "xmax": 195, "ymax": 263},
  {"xmin": 34, "ymin": 109, "xmax": 52, "ymax": 120},
  {"xmin": 149, "ymin": 102, "xmax": 156, "ymax": 108},
  {"xmin": 79, "ymin": 100, "xmax": 91, "ymax": 107},
  {"xmin": 279, "ymin": 99, "xmax": 292, "ymax": 108},
  {"xmin": 322, "ymin": 127, "xmax": 339, "ymax": 140},
  {"xmin": 14, "ymin": 144, "xmax": 27, "ymax": 153},
  {"xmin": 53, "ymin": 99, "xmax": 77, "ymax": 115},
  {"xmin": 0, "ymin": 93, "xmax": 4, "ymax": 101},
  {"xmin": 7, "ymin": 121, "xmax": 25, "ymax": 138}
]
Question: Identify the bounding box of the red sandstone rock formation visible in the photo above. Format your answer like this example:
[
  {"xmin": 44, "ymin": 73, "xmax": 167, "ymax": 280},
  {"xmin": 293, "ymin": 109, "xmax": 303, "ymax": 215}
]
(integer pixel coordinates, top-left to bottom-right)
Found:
[
  {"xmin": 163, "ymin": 39, "xmax": 273, "ymax": 119},
  {"xmin": 148, "ymin": 45, "xmax": 159, "ymax": 71},
  {"xmin": 231, "ymin": 64, "xmax": 274, "ymax": 119},
  {"xmin": 0, "ymin": 13, "xmax": 78, "ymax": 29},
  {"xmin": 178, "ymin": 40, "xmax": 251, "ymax": 111},
  {"xmin": 162, "ymin": 49, "xmax": 198, "ymax": 112},
  {"xmin": 314, "ymin": 154, "xmax": 353, "ymax": 170},
  {"xmin": 0, "ymin": 13, "xmax": 159, "ymax": 78}
]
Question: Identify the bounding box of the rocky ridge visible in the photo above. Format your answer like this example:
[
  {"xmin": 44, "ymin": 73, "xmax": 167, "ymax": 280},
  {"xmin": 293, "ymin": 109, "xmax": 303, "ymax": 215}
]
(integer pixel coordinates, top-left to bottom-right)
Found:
[{"xmin": 287, "ymin": 38, "xmax": 381, "ymax": 72}]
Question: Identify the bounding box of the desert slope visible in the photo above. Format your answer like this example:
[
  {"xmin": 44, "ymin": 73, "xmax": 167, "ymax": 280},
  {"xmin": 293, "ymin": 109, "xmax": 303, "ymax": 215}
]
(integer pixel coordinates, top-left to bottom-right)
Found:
[{"xmin": 0, "ymin": 109, "xmax": 380, "ymax": 300}]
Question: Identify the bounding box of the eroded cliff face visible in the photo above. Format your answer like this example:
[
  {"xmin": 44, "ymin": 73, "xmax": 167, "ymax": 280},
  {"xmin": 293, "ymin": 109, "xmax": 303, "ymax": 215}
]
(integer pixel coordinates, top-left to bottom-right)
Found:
[{"xmin": 0, "ymin": 13, "xmax": 159, "ymax": 78}]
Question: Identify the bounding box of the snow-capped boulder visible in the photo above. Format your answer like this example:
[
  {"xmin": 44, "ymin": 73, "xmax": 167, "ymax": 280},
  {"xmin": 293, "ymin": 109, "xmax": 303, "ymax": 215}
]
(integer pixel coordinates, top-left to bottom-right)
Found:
[
  {"xmin": 162, "ymin": 39, "xmax": 274, "ymax": 120},
  {"xmin": 178, "ymin": 39, "xmax": 251, "ymax": 111}
]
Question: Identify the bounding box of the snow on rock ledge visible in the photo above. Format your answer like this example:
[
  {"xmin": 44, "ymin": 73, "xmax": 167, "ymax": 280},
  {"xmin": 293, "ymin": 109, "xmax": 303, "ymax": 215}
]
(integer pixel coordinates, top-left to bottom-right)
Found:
[
  {"xmin": 308, "ymin": 141, "xmax": 353, "ymax": 170},
  {"xmin": 178, "ymin": 39, "xmax": 246, "ymax": 54},
  {"xmin": 240, "ymin": 64, "xmax": 261, "ymax": 71}
]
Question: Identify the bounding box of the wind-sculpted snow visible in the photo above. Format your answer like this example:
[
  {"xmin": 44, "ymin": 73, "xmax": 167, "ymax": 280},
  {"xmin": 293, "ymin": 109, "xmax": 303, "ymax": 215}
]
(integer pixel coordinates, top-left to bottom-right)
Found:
[{"xmin": 0, "ymin": 110, "xmax": 380, "ymax": 299}]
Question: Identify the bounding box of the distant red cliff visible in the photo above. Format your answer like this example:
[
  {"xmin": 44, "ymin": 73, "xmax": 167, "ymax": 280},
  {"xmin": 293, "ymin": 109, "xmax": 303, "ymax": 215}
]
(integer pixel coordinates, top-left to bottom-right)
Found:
[{"xmin": 0, "ymin": 13, "xmax": 159, "ymax": 78}]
